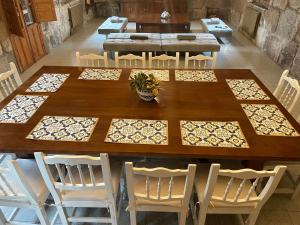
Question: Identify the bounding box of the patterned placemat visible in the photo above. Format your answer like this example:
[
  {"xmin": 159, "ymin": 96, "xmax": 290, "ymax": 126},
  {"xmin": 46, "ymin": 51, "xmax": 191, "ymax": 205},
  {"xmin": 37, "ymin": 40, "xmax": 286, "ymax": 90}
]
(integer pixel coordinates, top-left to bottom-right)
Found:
[
  {"xmin": 175, "ymin": 70, "xmax": 217, "ymax": 82},
  {"xmin": 105, "ymin": 119, "xmax": 168, "ymax": 145},
  {"xmin": 130, "ymin": 69, "xmax": 170, "ymax": 81},
  {"xmin": 27, "ymin": 116, "xmax": 98, "ymax": 142},
  {"xmin": 180, "ymin": 121, "xmax": 249, "ymax": 148},
  {"xmin": 26, "ymin": 73, "xmax": 69, "ymax": 92},
  {"xmin": 226, "ymin": 79, "xmax": 270, "ymax": 100},
  {"xmin": 242, "ymin": 104, "xmax": 299, "ymax": 136},
  {"xmin": 0, "ymin": 95, "xmax": 48, "ymax": 124},
  {"xmin": 78, "ymin": 69, "xmax": 122, "ymax": 80}
]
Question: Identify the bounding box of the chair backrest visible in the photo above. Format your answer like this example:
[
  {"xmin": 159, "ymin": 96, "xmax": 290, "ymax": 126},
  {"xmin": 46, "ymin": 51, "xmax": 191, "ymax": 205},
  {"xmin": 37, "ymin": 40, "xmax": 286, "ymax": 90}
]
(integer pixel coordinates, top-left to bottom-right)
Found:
[
  {"xmin": 125, "ymin": 162, "xmax": 196, "ymax": 207},
  {"xmin": 184, "ymin": 52, "xmax": 217, "ymax": 69},
  {"xmin": 273, "ymin": 70, "xmax": 300, "ymax": 112},
  {"xmin": 0, "ymin": 161, "xmax": 39, "ymax": 205},
  {"xmin": 34, "ymin": 152, "xmax": 115, "ymax": 203},
  {"xmin": 201, "ymin": 164, "xmax": 286, "ymax": 208},
  {"xmin": 76, "ymin": 51, "xmax": 108, "ymax": 67},
  {"xmin": 115, "ymin": 52, "xmax": 146, "ymax": 68},
  {"xmin": 149, "ymin": 52, "xmax": 179, "ymax": 69},
  {"xmin": 0, "ymin": 62, "xmax": 22, "ymax": 101}
]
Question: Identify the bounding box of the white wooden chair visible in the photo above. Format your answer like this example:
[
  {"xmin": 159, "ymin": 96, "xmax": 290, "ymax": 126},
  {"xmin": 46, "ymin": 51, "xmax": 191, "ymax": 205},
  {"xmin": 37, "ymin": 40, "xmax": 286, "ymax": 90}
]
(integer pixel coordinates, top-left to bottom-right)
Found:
[
  {"xmin": 0, "ymin": 62, "xmax": 22, "ymax": 102},
  {"xmin": 184, "ymin": 52, "xmax": 217, "ymax": 69},
  {"xmin": 76, "ymin": 51, "xmax": 108, "ymax": 67},
  {"xmin": 34, "ymin": 152, "xmax": 121, "ymax": 225},
  {"xmin": 149, "ymin": 52, "xmax": 179, "ymax": 69},
  {"xmin": 0, "ymin": 159, "xmax": 51, "ymax": 225},
  {"xmin": 0, "ymin": 62, "xmax": 21, "ymax": 161},
  {"xmin": 115, "ymin": 52, "xmax": 146, "ymax": 68},
  {"xmin": 192, "ymin": 164, "xmax": 286, "ymax": 225},
  {"xmin": 260, "ymin": 162, "xmax": 300, "ymax": 200},
  {"xmin": 273, "ymin": 70, "xmax": 300, "ymax": 113},
  {"xmin": 125, "ymin": 162, "xmax": 196, "ymax": 225}
]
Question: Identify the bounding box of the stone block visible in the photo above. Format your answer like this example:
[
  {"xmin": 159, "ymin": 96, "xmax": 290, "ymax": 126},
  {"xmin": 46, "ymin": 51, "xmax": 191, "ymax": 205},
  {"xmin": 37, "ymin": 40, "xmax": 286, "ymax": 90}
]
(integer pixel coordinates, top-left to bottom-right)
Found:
[
  {"xmin": 289, "ymin": 0, "xmax": 300, "ymax": 10},
  {"xmin": 278, "ymin": 42, "xmax": 299, "ymax": 69},
  {"xmin": 189, "ymin": 7, "xmax": 206, "ymax": 20},
  {"xmin": 0, "ymin": 38, "xmax": 12, "ymax": 53},
  {"xmin": 275, "ymin": 8, "xmax": 298, "ymax": 40},
  {"xmin": 264, "ymin": 8, "xmax": 280, "ymax": 32},
  {"xmin": 230, "ymin": 9, "xmax": 241, "ymax": 28},
  {"xmin": 295, "ymin": 27, "xmax": 300, "ymax": 43},
  {"xmin": 264, "ymin": 34, "xmax": 285, "ymax": 61},
  {"xmin": 291, "ymin": 47, "xmax": 300, "ymax": 78},
  {"xmin": 273, "ymin": 0, "xmax": 288, "ymax": 10},
  {"xmin": 188, "ymin": 0, "xmax": 205, "ymax": 9}
]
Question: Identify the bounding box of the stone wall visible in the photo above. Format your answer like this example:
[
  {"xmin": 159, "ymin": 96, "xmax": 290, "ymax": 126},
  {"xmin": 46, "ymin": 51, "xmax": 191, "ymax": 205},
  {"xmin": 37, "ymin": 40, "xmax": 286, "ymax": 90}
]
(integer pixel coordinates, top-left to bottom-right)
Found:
[
  {"xmin": 95, "ymin": 0, "xmax": 120, "ymax": 17},
  {"xmin": 0, "ymin": 2, "xmax": 17, "ymax": 73},
  {"xmin": 41, "ymin": 0, "xmax": 95, "ymax": 51},
  {"xmin": 230, "ymin": 0, "xmax": 300, "ymax": 79},
  {"xmin": 188, "ymin": 0, "xmax": 232, "ymax": 20}
]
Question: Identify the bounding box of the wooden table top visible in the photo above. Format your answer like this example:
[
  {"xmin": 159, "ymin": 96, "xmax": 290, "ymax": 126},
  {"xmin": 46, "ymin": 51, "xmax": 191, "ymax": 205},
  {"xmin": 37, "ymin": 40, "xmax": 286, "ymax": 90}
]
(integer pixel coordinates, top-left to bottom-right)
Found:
[
  {"xmin": 0, "ymin": 66, "xmax": 300, "ymax": 161},
  {"xmin": 135, "ymin": 14, "xmax": 190, "ymax": 25}
]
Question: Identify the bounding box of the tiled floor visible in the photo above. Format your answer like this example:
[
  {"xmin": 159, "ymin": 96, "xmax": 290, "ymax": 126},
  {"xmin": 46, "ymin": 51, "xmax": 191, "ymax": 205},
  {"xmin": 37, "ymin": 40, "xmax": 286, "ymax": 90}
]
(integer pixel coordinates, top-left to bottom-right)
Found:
[{"xmin": 2, "ymin": 18, "xmax": 299, "ymax": 225}]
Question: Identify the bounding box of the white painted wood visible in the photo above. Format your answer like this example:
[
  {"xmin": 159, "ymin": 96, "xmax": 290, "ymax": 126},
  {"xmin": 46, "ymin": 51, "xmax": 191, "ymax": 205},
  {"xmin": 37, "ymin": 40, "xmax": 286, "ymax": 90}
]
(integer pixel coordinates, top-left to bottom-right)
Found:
[
  {"xmin": 76, "ymin": 51, "xmax": 108, "ymax": 67},
  {"xmin": 34, "ymin": 152, "xmax": 120, "ymax": 225},
  {"xmin": 194, "ymin": 164, "xmax": 286, "ymax": 225},
  {"xmin": 0, "ymin": 160, "xmax": 51, "ymax": 225},
  {"xmin": 184, "ymin": 52, "xmax": 217, "ymax": 69},
  {"xmin": 0, "ymin": 62, "xmax": 22, "ymax": 102},
  {"xmin": 262, "ymin": 161, "xmax": 300, "ymax": 200},
  {"xmin": 273, "ymin": 70, "xmax": 300, "ymax": 113},
  {"xmin": 149, "ymin": 52, "xmax": 179, "ymax": 69},
  {"xmin": 115, "ymin": 52, "xmax": 146, "ymax": 68},
  {"xmin": 125, "ymin": 162, "xmax": 196, "ymax": 225}
]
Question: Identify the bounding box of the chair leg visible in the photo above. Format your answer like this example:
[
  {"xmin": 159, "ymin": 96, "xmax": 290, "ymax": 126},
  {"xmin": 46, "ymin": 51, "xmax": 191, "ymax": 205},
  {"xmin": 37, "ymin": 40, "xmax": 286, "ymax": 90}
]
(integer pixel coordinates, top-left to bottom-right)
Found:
[
  {"xmin": 56, "ymin": 205, "xmax": 69, "ymax": 225},
  {"xmin": 179, "ymin": 210, "xmax": 187, "ymax": 225},
  {"xmin": 246, "ymin": 211, "xmax": 260, "ymax": 225},
  {"xmin": 35, "ymin": 207, "xmax": 50, "ymax": 225},
  {"xmin": 197, "ymin": 208, "xmax": 207, "ymax": 225},
  {"xmin": 129, "ymin": 209, "xmax": 137, "ymax": 225},
  {"xmin": 0, "ymin": 209, "xmax": 7, "ymax": 225},
  {"xmin": 291, "ymin": 180, "xmax": 300, "ymax": 200},
  {"xmin": 109, "ymin": 203, "xmax": 118, "ymax": 225}
]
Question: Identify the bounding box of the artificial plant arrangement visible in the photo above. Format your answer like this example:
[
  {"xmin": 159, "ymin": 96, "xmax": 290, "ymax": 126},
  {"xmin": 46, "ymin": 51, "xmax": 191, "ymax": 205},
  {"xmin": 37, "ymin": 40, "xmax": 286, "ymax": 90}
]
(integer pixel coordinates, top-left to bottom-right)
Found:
[{"xmin": 130, "ymin": 73, "xmax": 160, "ymax": 101}]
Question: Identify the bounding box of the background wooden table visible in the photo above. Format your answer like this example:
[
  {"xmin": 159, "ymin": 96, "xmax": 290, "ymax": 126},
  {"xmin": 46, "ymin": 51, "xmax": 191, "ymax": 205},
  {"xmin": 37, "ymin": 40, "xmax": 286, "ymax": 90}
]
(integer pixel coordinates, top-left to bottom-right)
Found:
[
  {"xmin": 136, "ymin": 14, "xmax": 190, "ymax": 33},
  {"xmin": 0, "ymin": 66, "xmax": 299, "ymax": 162}
]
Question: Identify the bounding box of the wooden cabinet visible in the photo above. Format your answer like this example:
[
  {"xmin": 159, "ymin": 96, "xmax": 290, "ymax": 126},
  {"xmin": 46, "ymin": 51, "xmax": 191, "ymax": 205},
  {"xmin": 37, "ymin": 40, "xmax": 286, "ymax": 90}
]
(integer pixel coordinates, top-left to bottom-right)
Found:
[
  {"xmin": 31, "ymin": 0, "xmax": 57, "ymax": 22},
  {"xmin": 1, "ymin": 0, "xmax": 25, "ymax": 36},
  {"xmin": 1, "ymin": 0, "xmax": 57, "ymax": 72},
  {"xmin": 120, "ymin": 0, "xmax": 187, "ymax": 21}
]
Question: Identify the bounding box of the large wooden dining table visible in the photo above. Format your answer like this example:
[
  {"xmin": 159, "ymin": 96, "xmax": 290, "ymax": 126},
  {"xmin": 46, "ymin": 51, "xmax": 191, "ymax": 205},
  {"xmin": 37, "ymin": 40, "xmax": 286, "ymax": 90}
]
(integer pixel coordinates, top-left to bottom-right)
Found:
[{"xmin": 0, "ymin": 66, "xmax": 300, "ymax": 163}]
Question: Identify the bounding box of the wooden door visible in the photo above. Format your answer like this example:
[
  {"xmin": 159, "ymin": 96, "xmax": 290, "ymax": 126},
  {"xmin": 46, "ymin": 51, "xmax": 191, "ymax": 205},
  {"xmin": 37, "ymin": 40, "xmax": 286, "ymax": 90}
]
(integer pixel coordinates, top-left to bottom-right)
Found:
[
  {"xmin": 1, "ymin": 0, "xmax": 25, "ymax": 36},
  {"xmin": 10, "ymin": 34, "xmax": 35, "ymax": 71},
  {"xmin": 26, "ymin": 24, "xmax": 46, "ymax": 61},
  {"xmin": 31, "ymin": 0, "xmax": 57, "ymax": 22}
]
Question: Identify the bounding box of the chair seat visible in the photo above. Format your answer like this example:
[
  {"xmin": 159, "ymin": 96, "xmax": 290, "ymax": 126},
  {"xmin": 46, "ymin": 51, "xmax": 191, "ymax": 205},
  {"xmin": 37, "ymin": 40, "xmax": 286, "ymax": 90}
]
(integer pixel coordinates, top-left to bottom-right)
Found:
[
  {"xmin": 0, "ymin": 159, "xmax": 50, "ymax": 202},
  {"xmin": 61, "ymin": 161, "xmax": 122, "ymax": 202},
  {"xmin": 195, "ymin": 164, "xmax": 257, "ymax": 208}
]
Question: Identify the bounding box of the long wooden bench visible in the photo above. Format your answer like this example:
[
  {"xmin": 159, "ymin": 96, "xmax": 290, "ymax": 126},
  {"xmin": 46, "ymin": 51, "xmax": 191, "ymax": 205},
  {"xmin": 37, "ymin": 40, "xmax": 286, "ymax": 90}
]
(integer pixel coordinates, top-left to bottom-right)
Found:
[{"xmin": 103, "ymin": 33, "xmax": 221, "ymax": 53}]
